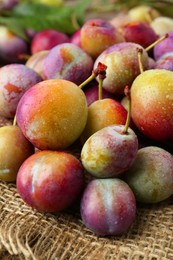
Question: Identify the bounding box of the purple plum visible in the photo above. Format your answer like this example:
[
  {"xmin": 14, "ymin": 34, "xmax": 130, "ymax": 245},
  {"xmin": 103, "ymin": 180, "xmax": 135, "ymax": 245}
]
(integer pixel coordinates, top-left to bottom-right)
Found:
[
  {"xmin": 154, "ymin": 52, "xmax": 173, "ymax": 71},
  {"xmin": 153, "ymin": 32, "xmax": 173, "ymax": 60},
  {"xmin": 80, "ymin": 178, "xmax": 136, "ymax": 236},
  {"xmin": 0, "ymin": 0, "xmax": 19, "ymax": 10},
  {"xmin": 0, "ymin": 64, "xmax": 42, "ymax": 118},
  {"xmin": 0, "ymin": 25, "xmax": 28, "ymax": 64},
  {"xmin": 42, "ymin": 43, "xmax": 94, "ymax": 85}
]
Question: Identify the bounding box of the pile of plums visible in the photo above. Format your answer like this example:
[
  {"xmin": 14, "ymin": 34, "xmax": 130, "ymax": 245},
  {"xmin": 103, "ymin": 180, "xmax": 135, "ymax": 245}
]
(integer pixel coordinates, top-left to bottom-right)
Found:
[{"xmin": 0, "ymin": 3, "xmax": 173, "ymax": 236}]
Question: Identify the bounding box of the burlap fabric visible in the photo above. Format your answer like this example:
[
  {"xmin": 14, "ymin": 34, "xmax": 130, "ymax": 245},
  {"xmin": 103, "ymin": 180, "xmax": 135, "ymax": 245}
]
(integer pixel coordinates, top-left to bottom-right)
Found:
[{"xmin": 0, "ymin": 117, "xmax": 173, "ymax": 260}]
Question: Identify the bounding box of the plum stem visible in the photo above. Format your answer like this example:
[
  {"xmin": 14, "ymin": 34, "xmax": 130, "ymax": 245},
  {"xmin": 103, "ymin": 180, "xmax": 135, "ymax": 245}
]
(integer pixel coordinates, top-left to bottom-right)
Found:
[
  {"xmin": 13, "ymin": 115, "xmax": 17, "ymax": 126},
  {"xmin": 98, "ymin": 78, "xmax": 103, "ymax": 100},
  {"xmin": 98, "ymin": 63, "xmax": 107, "ymax": 100},
  {"xmin": 137, "ymin": 48, "xmax": 144, "ymax": 74},
  {"xmin": 79, "ymin": 62, "xmax": 107, "ymax": 89},
  {"xmin": 122, "ymin": 86, "xmax": 131, "ymax": 134},
  {"xmin": 78, "ymin": 73, "xmax": 96, "ymax": 89},
  {"xmin": 145, "ymin": 33, "xmax": 168, "ymax": 52}
]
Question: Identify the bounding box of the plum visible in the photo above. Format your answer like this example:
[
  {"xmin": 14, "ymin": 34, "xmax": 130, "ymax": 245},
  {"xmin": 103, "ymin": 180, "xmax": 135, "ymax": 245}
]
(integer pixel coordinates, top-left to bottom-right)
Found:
[
  {"xmin": 30, "ymin": 29, "xmax": 70, "ymax": 54},
  {"xmin": 0, "ymin": 25, "xmax": 28, "ymax": 64},
  {"xmin": 16, "ymin": 150, "xmax": 85, "ymax": 213},
  {"xmin": 93, "ymin": 42, "xmax": 148, "ymax": 95},
  {"xmin": 0, "ymin": 64, "xmax": 42, "ymax": 118},
  {"xmin": 80, "ymin": 98, "xmax": 128, "ymax": 144},
  {"xmin": 123, "ymin": 146, "xmax": 173, "ymax": 203},
  {"xmin": 25, "ymin": 50, "xmax": 49, "ymax": 79},
  {"xmin": 0, "ymin": 125, "xmax": 34, "ymax": 182},
  {"xmin": 147, "ymin": 57, "xmax": 156, "ymax": 69},
  {"xmin": 25, "ymin": 28, "xmax": 37, "ymax": 40},
  {"xmin": 42, "ymin": 43, "xmax": 94, "ymax": 85},
  {"xmin": 80, "ymin": 178, "xmax": 136, "ymax": 236},
  {"xmin": 0, "ymin": 0, "xmax": 19, "ymax": 10},
  {"xmin": 154, "ymin": 52, "xmax": 173, "ymax": 71},
  {"xmin": 128, "ymin": 5, "xmax": 160, "ymax": 24},
  {"xmin": 131, "ymin": 69, "xmax": 173, "ymax": 141},
  {"xmin": 70, "ymin": 29, "xmax": 81, "ymax": 47},
  {"xmin": 109, "ymin": 12, "xmax": 130, "ymax": 28},
  {"xmin": 151, "ymin": 17, "xmax": 173, "ymax": 36},
  {"xmin": 80, "ymin": 18, "xmax": 125, "ymax": 59},
  {"xmin": 81, "ymin": 85, "xmax": 138, "ymax": 178},
  {"xmin": 119, "ymin": 21, "xmax": 158, "ymax": 48},
  {"xmin": 16, "ymin": 79, "xmax": 88, "ymax": 150},
  {"xmin": 81, "ymin": 124, "xmax": 138, "ymax": 178},
  {"xmin": 153, "ymin": 32, "xmax": 173, "ymax": 60}
]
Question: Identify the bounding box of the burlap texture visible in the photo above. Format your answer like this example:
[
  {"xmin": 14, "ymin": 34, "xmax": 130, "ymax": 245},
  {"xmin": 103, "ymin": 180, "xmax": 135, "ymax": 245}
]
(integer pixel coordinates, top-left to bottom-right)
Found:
[{"xmin": 0, "ymin": 118, "xmax": 173, "ymax": 260}]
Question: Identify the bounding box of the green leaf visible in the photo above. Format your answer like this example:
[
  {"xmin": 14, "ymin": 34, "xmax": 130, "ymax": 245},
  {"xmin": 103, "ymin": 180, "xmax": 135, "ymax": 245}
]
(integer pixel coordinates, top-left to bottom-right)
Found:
[
  {"xmin": 0, "ymin": 1, "xmax": 90, "ymax": 39},
  {"xmin": 0, "ymin": 17, "xmax": 28, "ymax": 40},
  {"xmin": 12, "ymin": 2, "xmax": 64, "ymax": 16}
]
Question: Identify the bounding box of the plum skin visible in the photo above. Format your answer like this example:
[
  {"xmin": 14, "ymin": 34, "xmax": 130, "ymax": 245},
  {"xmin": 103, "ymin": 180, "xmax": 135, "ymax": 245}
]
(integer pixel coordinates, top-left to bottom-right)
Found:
[
  {"xmin": 26, "ymin": 50, "xmax": 49, "ymax": 78},
  {"xmin": 128, "ymin": 5, "xmax": 160, "ymax": 24},
  {"xmin": 70, "ymin": 29, "xmax": 81, "ymax": 47},
  {"xmin": 42, "ymin": 43, "xmax": 94, "ymax": 85},
  {"xmin": 0, "ymin": 0, "xmax": 19, "ymax": 10},
  {"xmin": 80, "ymin": 178, "xmax": 136, "ymax": 236},
  {"xmin": 0, "ymin": 125, "xmax": 34, "ymax": 182},
  {"xmin": 119, "ymin": 21, "xmax": 158, "ymax": 49},
  {"xmin": 0, "ymin": 25, "xmax": 28, "ymax": 64},
  {"xmin": 81, "ymin": 125, "xmax": 138, "ymax": 178},
  {"xmin": 16, "ymin": 151, "xmax": 85, "ymax": 213},
  {"xmin": 0, "ymin": 64, "xmax": 42, "ymax": 118},
  {"xmin": 153, "ymin": 32, "xmax": 173, "ymax": 60},
  {"xmin": 123, "ymin": 146, "xmax": 173, "ymax": 203},
  {"xmin": 80, "ymin": 18, "xmax": 125, "ymax": 59},
  {"xmin": 154, "ymin": 52, "xmax": 173, "ymax": 71},
  {"xmin": 30, "ymin": 29, "xmax": 70, "ymax": 54},
  {"xmin": 131, "ymin": 69, "xmax": 173, "ymax": 141},
  {"xmin": 80, "ymin": 98, "xmax": 128, "ymax": 144},
  {"xmin": 93, "ymin": 42, "xmax": 148, "ymax": 95},
  {"xmin": 16, "ymin": 79, "xmax": 88, "ymax": 151}
]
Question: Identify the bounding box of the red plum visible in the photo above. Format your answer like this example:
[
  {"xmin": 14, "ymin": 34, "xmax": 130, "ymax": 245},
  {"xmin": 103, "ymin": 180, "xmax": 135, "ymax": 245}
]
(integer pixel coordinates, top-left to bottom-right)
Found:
[
  {"xmin": 80, "ymin": 178, "xmax": 136, "ymax": 236},
  {"xmin": 16, "ymin": 150, "xmax": 85, "ymax": 212},
  {"xmin": 131, "ymin": 69, "xmax": 173, "ymax": 141},
  {"xmin": 30, "ymin": 29, "xmax": 70, "ymax": 54},
  {"xmin": 42, "ymin": 43, "xmax": 93, "ymax": 85}
]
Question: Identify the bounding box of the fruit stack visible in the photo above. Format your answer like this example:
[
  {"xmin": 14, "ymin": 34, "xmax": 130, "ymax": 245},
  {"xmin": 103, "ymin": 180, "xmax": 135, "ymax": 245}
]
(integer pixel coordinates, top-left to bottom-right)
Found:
[{"xmin": 0, "ymin": 0, "xmax": 172, "ymax": 250}]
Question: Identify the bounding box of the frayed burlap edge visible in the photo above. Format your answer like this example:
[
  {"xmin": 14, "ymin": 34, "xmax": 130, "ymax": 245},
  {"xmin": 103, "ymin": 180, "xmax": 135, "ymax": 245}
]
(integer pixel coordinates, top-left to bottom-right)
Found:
[{"xmin": 0, "ymin": 181, "xmax": 173, "ymax": 260}]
